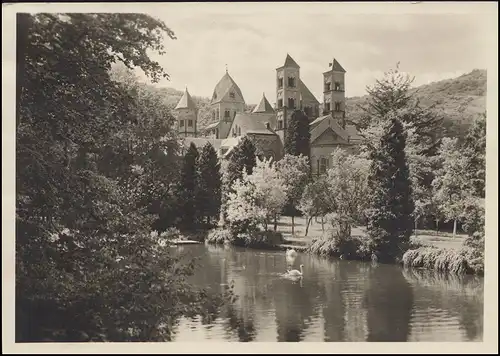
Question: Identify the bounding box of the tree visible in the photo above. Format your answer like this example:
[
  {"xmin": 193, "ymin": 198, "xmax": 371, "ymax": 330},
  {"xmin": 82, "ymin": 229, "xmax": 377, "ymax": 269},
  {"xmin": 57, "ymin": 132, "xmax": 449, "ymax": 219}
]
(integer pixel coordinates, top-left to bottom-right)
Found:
[
  {"xmin": 432, "ymin": 137, "xmax": 468, "ymax": 237},
  {"xmin": 298, "ymin": 177, "xmax": 332, "ymax": 236},
  {"xmin": 225, "ymin": 136, "xmax": 257, "ymax": 186},
  {"xmin": 176, "ymin": 142, "xmax": 200, "ymax": 231},
  {"xmin": 284, "ymin": 110, "xmax": 311, "ymax": 160},
  {"xmin": 323, "ymin": 149, "xmax": 370, "ymax": 239},
  {"xmin": 222, "ymin": 137, "xmax": 257, "ymax": 223},
  {"xmin": 226, "ymin": 158, "xmax": 290, "ymax": 232},
  {"xmin": 366, "ymin": 116, "xmax": 414, "ymax": 263},
  {"xmin": 355, "ymin": 64, "xmax": 443, "ymax": 233},
  {"xmin": 462, "ymin": 113, "xmax": 486, "ymax": 198},
  {"xmin": 197, "ymin": 142, "xmax": 222, "ymax": 227},
  {"xmin": 275, "ymin": 154, "xmax": 310, "ymax": 234},
  {"xmin": 16, "ymin": 13, "xmax": 229, "ymax": 342}
]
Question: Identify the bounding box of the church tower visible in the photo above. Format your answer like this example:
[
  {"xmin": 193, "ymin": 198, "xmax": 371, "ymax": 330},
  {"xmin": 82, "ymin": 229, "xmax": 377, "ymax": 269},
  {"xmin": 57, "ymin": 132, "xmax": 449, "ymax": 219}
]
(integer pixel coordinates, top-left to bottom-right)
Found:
[
  {"xmin": 276, "ymin": 54, "xmax": 301, "ymax": 134},
  {"xmin": 323, "ymin": 58, "xmax": 346, "ymax": 128},
  {"xmin": 210, "ymin": 67, "xmax": 246, "ymax": 139},
  {"xmin": 174, "ymin": 87, "xmax": 198, "ymax": 137}
]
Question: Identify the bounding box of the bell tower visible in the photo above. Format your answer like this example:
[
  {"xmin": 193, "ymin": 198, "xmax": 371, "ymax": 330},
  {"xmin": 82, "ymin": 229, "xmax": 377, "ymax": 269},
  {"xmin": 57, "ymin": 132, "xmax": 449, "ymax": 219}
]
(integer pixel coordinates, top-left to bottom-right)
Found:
[
  {"xmin": 276, "ymin": 54, "xmax": 300, "ymax": 134},
  {"xmin": 323, "ymin": 58, "xmax": 346, "ymax": 128}
]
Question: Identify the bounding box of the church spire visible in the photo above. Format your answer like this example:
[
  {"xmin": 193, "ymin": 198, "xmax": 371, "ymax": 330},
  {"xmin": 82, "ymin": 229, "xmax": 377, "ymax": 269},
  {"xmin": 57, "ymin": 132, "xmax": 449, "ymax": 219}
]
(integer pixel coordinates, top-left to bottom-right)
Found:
[{"xmin": 253, "ymin": 92, "xmax": 275, "ymax": 113}]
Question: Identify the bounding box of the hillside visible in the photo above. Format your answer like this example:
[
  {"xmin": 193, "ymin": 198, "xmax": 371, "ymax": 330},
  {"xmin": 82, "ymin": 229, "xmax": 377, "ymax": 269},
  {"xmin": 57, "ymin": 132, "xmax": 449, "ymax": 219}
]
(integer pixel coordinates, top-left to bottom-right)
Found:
[
  {"xmin": 155, "ymin": 69, "xmax": 486, "ymax": 138},
  {"xmin": 345, "ymin": 69, "xmax": 487, "ymax": 138}
]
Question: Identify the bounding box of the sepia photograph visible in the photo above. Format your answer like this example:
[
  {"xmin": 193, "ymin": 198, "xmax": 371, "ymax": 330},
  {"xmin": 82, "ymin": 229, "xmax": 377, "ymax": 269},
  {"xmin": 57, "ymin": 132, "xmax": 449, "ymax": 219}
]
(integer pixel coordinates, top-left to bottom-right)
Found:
[{"xmin": 2, "ymin": 1, "xmax": 498, "ymax": 353}]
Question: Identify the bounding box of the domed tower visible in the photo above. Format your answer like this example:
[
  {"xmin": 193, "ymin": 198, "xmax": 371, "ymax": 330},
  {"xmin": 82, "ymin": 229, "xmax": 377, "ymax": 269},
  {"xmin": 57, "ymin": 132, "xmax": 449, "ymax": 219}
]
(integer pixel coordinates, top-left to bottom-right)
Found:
[
  {"xmin": 175, "ymin": 87, "xmax": 198, "ymax": 137},
  {"xmin": 210, "ymin": 67, "xmax": 246, "ymax": 139},
  {"xmin": 323, "ymin": 58, "xmax": 346, "ymax": 128}
]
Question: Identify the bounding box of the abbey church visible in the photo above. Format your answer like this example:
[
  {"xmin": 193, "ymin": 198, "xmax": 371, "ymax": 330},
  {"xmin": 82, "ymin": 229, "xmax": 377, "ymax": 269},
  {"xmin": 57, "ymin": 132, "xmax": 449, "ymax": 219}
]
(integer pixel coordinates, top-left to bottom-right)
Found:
[{"xmin": 173, "ymin": 54, "xmax": 362, "ymax": 176}]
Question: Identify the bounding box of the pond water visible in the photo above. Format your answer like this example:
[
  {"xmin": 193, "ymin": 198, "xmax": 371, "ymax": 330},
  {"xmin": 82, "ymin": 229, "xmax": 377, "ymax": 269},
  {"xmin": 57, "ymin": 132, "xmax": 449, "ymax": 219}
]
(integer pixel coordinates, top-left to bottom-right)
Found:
[{"xmin": 171, "ymin": 244, "xmax": 483, "ymax": 342}]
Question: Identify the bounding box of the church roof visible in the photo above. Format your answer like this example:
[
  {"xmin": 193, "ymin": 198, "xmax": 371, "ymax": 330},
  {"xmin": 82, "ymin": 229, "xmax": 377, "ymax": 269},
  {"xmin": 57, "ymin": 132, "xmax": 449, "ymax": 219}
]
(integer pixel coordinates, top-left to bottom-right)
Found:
[
  {"xmin": 298, "ymin": 79, "xmax": 319, "ymax": 104},
  {"xmin": 211, "ymin": 72, "xmax": 245, "ymax": 104},
  {"xmin": 232, "ymin": 112, "xmax": 277, "ymax": 135},
  {"xmin": 324, "ymin": 58, "xmax": 346, "ymax": 73},
  {"xmin": 253, "ymin": 93, "xmax": 275, "ymax": 113},
  {"xmin": 283, "ymin": 54, "xmax": 300, "ymax": 68},
  {"xmin": 175, "ymin": 88, "xmax": 197, "ymax": 110}
]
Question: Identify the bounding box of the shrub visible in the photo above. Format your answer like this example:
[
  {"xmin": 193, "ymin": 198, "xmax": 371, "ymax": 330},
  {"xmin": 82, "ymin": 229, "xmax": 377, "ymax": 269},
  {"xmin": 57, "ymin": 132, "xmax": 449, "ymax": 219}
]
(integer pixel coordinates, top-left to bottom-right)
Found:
[
  {"xmin": 206, "ymin": 228, "xmax": 234, "ymax": 245},
  {"xmin": 402, "ymin": 246, "xmax": 471, "ymax": 274},
  {"xmin": 159, "ymin": 227, "xmax": 182, "ymax": 241},
  {"xmin": 308, "ymin": 232, "xmax": 373, "ymax": 261},
  {"xmin": 235, "ymin": 231, "xmax": 284, "ymax": 249}
]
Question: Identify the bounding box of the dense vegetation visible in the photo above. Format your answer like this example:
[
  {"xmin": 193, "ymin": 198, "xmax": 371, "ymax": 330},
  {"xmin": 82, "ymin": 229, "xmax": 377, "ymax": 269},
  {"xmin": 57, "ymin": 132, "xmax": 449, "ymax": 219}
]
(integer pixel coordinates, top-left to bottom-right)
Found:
[{"xmin": 16, "ymin": 13, "xmax": 233, "ymax": 342}]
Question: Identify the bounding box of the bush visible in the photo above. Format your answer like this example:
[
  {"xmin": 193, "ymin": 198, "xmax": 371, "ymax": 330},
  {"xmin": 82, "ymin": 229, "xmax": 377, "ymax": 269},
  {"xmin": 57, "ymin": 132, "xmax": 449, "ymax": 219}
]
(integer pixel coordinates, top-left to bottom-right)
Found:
[
  {"xmin": 308, "ymin": 232, "xmax": 373, "ymax": 261},
  {"xmin": 158, "ymin": 227, "xmax": 182, "ymax": 241},
  {"xmin": 402, "ymin": 246, "xmax": 472, "ymax": 274},
  {"xmin": 235, "ymin": 231, "xmax": 284, "ymax": 249},
  {"xmin": 206, "ymin": 228, "xmax": 234, "ymax": 245}
]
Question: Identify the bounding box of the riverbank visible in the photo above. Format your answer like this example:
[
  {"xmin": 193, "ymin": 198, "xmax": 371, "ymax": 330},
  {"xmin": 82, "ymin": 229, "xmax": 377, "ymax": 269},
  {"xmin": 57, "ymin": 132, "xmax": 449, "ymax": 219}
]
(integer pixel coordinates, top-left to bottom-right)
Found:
[{"xmin": 183, "ymin": 215, "xmax": 482, "ymax": 276}]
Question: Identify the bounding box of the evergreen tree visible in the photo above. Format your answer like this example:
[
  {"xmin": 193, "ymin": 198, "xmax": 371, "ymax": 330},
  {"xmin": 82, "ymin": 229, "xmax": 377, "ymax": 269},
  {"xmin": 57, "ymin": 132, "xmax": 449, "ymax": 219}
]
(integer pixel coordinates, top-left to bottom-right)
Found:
[
  {"xmin": 226, "ymin": 136, "xmax": 257, "ymax": 188},
  {"xmin": 197, "ymin": 142, "xmax": 222, "ymax": 227},
  {"xmin": 177, "ymin": 142, "xmax": 200, "ymax": 231},
  {"xmin": 463, "ymin": 113, "xmax": 486, "ymax": 198},
  {"xmin": 284, "ymin": 110, "xmax": 311, "ymax": 159},
  {"xmin": 366, "ymin": 116, "xmax": 414, "ymax": 263}
]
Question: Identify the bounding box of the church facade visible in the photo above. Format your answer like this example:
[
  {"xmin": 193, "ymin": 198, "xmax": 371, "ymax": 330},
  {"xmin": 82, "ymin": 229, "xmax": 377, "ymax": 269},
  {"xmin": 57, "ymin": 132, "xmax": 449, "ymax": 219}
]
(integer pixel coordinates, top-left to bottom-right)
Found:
[{"xmin": 174, "ymin": 54, "xmax": 362, "ymax": 176}]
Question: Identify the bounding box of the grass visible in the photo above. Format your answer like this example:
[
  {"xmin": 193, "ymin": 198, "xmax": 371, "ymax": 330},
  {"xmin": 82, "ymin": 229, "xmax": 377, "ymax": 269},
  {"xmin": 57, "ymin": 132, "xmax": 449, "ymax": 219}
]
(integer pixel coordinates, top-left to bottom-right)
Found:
[{"xmin": 277, "ymin": 215, "xmax": 466, "ymax": 251}]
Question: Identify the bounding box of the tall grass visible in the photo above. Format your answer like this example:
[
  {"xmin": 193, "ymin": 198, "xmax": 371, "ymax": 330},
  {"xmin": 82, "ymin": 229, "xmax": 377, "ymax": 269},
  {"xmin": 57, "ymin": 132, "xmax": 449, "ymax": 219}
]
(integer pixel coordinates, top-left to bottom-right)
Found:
[{"xmin": 402, "ymin": 246, "xmax": 482, "ymax": 275}]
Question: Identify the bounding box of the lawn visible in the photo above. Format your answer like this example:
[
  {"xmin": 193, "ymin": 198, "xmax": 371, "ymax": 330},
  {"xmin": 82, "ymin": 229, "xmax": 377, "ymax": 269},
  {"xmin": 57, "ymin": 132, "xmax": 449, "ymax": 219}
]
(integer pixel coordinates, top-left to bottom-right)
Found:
[{"xmin": 277, "ymin": 215, "xmax": 466, "ymax": 250}]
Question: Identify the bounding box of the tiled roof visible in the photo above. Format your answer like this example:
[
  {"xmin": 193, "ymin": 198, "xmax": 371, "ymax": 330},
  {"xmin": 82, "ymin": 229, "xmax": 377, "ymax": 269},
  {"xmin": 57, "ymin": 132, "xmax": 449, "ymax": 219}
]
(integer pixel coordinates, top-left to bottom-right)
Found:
[
  {"xmin": 253, "ymin": 93, "xmax": 275, "ymax": 113},
  {"xmin": 175, "ymin": 88, "xmax": 197, "ymax": 110},
  {"xmin": 298, "ymin": 79, "xmax": 319, "ymax": 104},
  {"xmin": 203, "ymin": 121, "xmax": 220, "ymax": 131},
  {"xmin": 283, "ymin": 54, "xmax": 300, "ymax": 68},
  {"xmin": 211, "ymin": 72, "xmax": 245, "ymax": 104},
  {"xmin": 231, "ymin": 112, "xmax": 277, "ymax": 135}
]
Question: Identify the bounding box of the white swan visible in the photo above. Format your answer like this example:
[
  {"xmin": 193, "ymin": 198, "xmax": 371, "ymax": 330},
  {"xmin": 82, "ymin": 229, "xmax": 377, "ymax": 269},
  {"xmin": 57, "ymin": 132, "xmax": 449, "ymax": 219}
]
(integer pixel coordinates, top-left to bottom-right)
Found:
[
  {"xmin": 371, "ymin": 253, "xmax": 378, "ymax": 263},
  {"xmin": 286, "ymin": 248, "xmax": 298, "ymax": 259},
  {"xmin": 287, "ymin": 264, "xmax": 304, "ymax": 277}
]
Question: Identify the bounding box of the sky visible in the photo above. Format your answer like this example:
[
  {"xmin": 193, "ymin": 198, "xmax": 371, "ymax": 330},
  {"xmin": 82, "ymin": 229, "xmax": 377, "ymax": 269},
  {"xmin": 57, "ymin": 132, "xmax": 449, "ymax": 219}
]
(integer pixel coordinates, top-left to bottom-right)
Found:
[{"xmin": 137, "ymin": 2, "xmax": 493, "ymax": 105}]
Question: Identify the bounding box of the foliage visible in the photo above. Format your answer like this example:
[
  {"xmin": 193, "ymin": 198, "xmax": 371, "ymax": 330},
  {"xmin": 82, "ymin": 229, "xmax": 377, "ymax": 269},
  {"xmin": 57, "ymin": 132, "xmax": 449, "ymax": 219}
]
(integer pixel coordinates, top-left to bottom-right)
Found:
[
  {"xmin": 197, "ymin": 143, "xmax": 222, "ymax": 227},
  {"xmin": 225, "ymin": 157, "xmax": 290, "ymax": 232},
  {"xmin": 366, "ymin": 116, "xmax": 414, "ymax": 263},
  {"xmin": 235, "ymin": 231, "xmax": 284, "ymax": 249},
  {"xmin": 323, "ymin": 150, "xmax": 370, "ymax": 237},
  {"xmin": 205, "ymin": 228, "xmax": 234, "ymax": 245},
  {"xmin": 16, "ymin": 13, "xmax": 230, "ymax": 342},
  {"xmin": 462, "ymin": 113, "xmax": 486, "ymax": 198},
  {"xmin": 355, "ymin": 64, "xmax": 443, "ymax": 223},
  {"xmin": 284, "ymin": 109, "xmax": 311, "ymax": 159},
  {"xmin": 298, "ymin": 177, "xmax": 332, "ymax": 219},
  {"xmin": 175, "ymin": 142, "xmax": 200, "ymax": 231},
  {"xmin": 225, "ymin": 136, "xmax": 257, "ymax": 188},
  {"xmin": 275, "ymin": 154, "xmax": 310, "ymax": 220},
  {"xmin": 307, "ymin": 232, "xmax": 372, "ymax": 261},
  {"xmin": 402, "ymin": 247, "xmax": 473, "ymax": 275}
]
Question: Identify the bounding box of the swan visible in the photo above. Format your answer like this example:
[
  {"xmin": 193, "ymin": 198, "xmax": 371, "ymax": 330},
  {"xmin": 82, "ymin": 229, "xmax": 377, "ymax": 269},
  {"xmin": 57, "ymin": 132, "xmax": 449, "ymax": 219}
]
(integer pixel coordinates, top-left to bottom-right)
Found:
[
  {"xmin": 371, "ymin": 253, "xmax": 378, "ymax": 263},
  {"xmin": 286, "ymin": 248, "xmax": 298, "ymax": 259},
  {"xmin": 287, "ymin": 264, "xmax": 304, "ymax": 277}
]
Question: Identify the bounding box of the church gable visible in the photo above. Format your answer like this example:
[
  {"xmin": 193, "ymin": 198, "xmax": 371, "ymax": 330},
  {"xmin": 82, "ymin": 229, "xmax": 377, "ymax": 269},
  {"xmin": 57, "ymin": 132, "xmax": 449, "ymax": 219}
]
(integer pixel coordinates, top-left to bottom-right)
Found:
[{"xmin": 312, "ymin": 127, "xmax": 348, "ymax": 145}]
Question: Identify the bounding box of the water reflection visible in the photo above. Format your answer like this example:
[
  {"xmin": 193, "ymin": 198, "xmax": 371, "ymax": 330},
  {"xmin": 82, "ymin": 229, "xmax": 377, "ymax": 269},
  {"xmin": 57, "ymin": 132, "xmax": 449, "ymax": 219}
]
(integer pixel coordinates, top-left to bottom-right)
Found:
[
  {"xmin": 364, "ymin": 264, "xmax": 414, "ymax": 341},
  {"xmin": 171, "ymin": 245, "xmax": 483, "ymax": 342}
]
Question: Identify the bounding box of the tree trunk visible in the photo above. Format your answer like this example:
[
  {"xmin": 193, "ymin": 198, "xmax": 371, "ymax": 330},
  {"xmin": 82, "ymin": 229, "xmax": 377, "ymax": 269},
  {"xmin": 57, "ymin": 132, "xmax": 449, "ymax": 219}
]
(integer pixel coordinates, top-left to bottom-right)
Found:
[
  {"xmin": 305, "ymin": 216, "xmax": 312, "ymax": 236},
  {"xmin": 291, "ymin": 215, "xmax": 295, "ymax": 236},
  {"xmin": 453, "ymin": 219, "xmax": 457, "ymax": 238},
  {"xmin": 414, "ymin": 216, "xmax": 418, "ymax": 238},
  {"xmin": 321, "ymin": 216, "xmax": 324, "ymax": 232},
  {"xmin": 273, "ymin": 216, "xmax": 278, "ymax": 232}
]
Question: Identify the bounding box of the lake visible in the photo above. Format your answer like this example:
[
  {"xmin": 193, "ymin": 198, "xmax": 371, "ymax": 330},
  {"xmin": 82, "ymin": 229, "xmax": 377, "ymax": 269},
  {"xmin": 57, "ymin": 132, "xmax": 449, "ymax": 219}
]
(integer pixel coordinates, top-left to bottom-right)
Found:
[{"xmin": 171, "ymin": 244, "xmax": 483, "ymax": 342}]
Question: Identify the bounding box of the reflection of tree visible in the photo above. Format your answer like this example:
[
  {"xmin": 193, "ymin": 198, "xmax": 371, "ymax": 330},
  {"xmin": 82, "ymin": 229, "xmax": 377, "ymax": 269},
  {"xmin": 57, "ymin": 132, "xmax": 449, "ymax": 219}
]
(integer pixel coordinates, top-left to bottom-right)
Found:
[
  {"xmin": 272, "ymin": 274, "xmax": 320, "ymax": 342},
  {"xmin": 223, "ymin": 303, "xmax": 256, "ymax": 342},
  {"xmin": 402, "ymin": 269, "xmax": 484, "ymax": 341},
  {"xmin": 321, "ymin": 261, "xmax": 345, "ymax": 342},
  {"xmin": 364, "ymin": 265, "xmax": 414, "ymax": 341}
]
